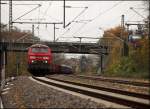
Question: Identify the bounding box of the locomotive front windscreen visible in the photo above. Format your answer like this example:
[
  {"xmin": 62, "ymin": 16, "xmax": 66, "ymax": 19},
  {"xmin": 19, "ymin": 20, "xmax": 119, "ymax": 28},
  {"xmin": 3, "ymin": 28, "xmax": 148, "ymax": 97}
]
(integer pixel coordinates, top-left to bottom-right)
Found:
[{"xmin": 31, "ymin": 47, "xmax": 49, "ymax": 53}]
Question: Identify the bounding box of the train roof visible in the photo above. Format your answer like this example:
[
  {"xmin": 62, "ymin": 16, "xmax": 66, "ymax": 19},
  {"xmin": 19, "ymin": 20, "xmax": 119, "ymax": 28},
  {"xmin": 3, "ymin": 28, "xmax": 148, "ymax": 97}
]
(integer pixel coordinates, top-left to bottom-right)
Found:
[{"xmin": 30, "ymin": 44, "xmax": 49, "ymax": 48}]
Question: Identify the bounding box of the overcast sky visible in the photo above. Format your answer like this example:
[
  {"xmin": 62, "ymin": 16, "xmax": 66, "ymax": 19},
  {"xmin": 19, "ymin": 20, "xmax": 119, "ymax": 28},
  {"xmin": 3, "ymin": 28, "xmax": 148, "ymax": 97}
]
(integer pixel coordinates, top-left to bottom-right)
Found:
[{"xmin": 1, "ymin": 0, "xmax": 148, "ymax": 43}]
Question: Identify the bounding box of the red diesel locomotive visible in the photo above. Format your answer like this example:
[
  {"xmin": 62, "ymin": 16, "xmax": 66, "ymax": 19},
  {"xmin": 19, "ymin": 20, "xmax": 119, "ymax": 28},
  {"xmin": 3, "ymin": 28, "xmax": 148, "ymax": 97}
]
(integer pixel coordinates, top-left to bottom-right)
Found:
[
  {"xmin": 27, "ymin": 44, "xmax": 73, "ymax": 75},
  {"xmin": 27, "ymin": 44, "xmax": 52, "ymax": 72}
]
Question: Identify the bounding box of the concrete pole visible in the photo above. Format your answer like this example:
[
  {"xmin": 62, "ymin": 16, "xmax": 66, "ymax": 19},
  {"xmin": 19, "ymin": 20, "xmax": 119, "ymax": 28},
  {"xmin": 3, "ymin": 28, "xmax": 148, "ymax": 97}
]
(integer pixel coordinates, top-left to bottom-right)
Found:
[
  {"xmin": 63, "ymin": 0, "xmax": 65, "ymax": 28},
  {"xmin": 54, "ymin": 23, "xmax": 56, "ymax": 42},
  {"xmin": 1, "ymin": 50, "xmax": 5, "ymax": 90},
  {"xmin": 148, "ymin": 0, "xmax": 150, "ymax": 39},
  {"xmin": 0, "ymin": 0, "xmax": 6, "ymax": 90},
  {"xmin": 9, "ymin": 0, "xmax": 12, "ymax": 32},
  {"xmin": 0, "ymin": 0, "xmax": 2, "ymax": 83},
  {"xmin": 79, "ymin": 38, "xmax": 82, "ymax": 52},
  {"xmin": 100, "ymin": 55, "xmax": 103, "ymax": 73},
  {"xmin": 121, "ymin": 14, "xmax": 125, "ymax": 39},
  {"xmin": 121, "ymin": 15, "xmax": 125, "ymax": 56},
  {"xmin": 97, "ymin": 54, "xmax": 103, "ymax": 75},
  {"xmin": 0, "ymin": 1, "xmax": 6, "ymax": 91},
  {"xmin": 32, "ymin": 24, "xmax": 34, "ymax": 37}
]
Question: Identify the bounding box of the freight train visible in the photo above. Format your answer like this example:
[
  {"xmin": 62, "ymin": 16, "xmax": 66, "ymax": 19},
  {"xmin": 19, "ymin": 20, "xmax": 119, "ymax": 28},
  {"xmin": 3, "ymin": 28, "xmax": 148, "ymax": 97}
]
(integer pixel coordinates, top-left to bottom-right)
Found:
[
  {"xmin": 128, "ymin": 35, "xmax": 142, "ymax": 47},
  {"xmin": 27, "ymin": 44, "xmax": 73, "ymax": 75},
  {"xmin": 50, "ymin": 64, "xmax": 73, "ymax": 74}
]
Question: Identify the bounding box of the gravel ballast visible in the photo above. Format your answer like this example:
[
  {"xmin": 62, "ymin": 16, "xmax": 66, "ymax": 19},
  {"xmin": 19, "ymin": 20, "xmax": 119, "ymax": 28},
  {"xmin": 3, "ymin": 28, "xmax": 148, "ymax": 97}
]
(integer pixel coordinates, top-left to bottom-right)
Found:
[{"xmin": 1, "ymin": 76, "xmax": 106, "ymax": 108}]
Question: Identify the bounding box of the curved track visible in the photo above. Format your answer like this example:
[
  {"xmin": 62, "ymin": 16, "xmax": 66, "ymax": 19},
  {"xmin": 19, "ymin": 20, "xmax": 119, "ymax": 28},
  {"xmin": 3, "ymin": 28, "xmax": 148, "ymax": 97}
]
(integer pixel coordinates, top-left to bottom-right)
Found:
[
  {"xmin": 33, "ymin": 76, "xmax": 150, "ymax": 109},
  {"xmin": 46, "ymin": 76, "xmax": 150, "ymax": 100}
]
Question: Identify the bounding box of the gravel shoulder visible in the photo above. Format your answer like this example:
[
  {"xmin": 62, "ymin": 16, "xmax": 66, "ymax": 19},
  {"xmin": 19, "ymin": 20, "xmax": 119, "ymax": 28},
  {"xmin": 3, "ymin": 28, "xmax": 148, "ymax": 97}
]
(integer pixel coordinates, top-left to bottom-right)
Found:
[
  {"xmin": 1, "ymin": 76, "xmax": 106, "ymax": 108},
  {"xmin": 47, "ymin": 74, "xmax": 149, "ymax": 95}
]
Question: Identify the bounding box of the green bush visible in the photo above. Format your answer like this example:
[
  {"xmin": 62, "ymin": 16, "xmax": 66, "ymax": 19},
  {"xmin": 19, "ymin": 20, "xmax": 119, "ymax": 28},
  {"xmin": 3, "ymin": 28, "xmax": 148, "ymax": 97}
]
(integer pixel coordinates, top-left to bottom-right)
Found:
[{"xmin": 104, "ymin": 56, "xmax": 149, "ymax": 79}]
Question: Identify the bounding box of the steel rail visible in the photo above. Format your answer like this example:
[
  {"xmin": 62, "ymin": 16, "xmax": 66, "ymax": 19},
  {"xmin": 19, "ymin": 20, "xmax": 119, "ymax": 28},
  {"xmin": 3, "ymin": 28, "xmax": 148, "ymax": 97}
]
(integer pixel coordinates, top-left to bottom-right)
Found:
[
  {"xmin": 46, "ymin": 77, "xmax": 150, "ymax": 100},
  {"xmin": 33, "ymin": 76, "xmax": 150, "ymax": 109},
  {"xmin": 74, "ymin": 75, "xmax": 150, "ymax": 87}
]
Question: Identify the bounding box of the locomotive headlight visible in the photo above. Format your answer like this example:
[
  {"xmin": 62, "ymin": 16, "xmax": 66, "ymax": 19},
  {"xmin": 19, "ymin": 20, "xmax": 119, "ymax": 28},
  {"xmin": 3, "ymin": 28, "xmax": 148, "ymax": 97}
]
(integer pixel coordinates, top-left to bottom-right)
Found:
[
  {"xmin": 43, "ymin": 57, "xmax": 49, "ymax": 59},
  {"xmin": 45, "ymin": 61, "xmax": 48, "ymax": 63},
  {"xmin": 31, "ymin": 60, "xmax": 34, "ymax": 63}
]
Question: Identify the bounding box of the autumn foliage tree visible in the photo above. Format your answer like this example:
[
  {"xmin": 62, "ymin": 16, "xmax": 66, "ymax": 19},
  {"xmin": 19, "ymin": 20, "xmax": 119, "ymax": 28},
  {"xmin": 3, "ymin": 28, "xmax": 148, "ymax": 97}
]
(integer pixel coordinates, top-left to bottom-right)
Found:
[
  {"xmin": 99, "ymin": 26, "xmax": 128, "ymax": 68},
  {"xmin": 100, "ymin": 25, "xmax": 149, "ymax": 79}
]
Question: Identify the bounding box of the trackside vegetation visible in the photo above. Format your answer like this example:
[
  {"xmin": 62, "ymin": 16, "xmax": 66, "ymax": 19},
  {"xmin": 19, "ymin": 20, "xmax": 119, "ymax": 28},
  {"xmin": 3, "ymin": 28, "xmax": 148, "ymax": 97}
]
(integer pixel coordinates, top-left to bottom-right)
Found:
[{"xmin": 102, "ymin": 26, "xmax": 149, "ymax": 79}]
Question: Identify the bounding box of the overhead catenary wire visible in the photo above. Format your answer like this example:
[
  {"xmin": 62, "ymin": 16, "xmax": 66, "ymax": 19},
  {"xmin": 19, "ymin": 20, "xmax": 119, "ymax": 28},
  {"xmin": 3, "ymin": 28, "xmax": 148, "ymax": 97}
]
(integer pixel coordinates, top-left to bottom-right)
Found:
[
  {"xmin": 65, "ymin": 6, "xmax": 88, "ymax": 27},
  {"xmin": 104, "ymin": 8, "xmax": 130, "ymax": 27},
  {"xmin": 13, "ymin": 4, "xmax": 41, "ymax": 22},
  {"xmin": 13, "ymin": 1, "xmax": 56, "ymax": 38},
  {"xmin": 40, "ymin": 11, "xmax": 61, "ymax": 22},
  {"xmin": 91, "ymin": 1, "xmax": 123, "ymax": 21},
  {"xmin": 130, "ymin": 7, "xmax": 146, "ymax": 19},
  {"xmin": 34, "ymin": 1, "xmax": 63, "ymax": 39},
  {"xmin": 73, "ymin": 1, "xmax": 123, "ymax": 37},
  {"xmin": 61, "ymin": 27, "xmax": 71, "ymax": 36},
  {"xmin": 60, "ymin": 22, "xmax": 86, "ymax": 38},
  {"xmin": 28, "ymin": 1, "xmax": 60, "ymax": 32},
  {"xmin": 126, "ymin": 12, "xmax": 137, "ymax": 22},
  {"xmin": 11, "ymin": 3, "xmax": 41, "ymax": 5},
  {"xmin": 3, "ymin": 4, "xmax": 42, "ymax": 28},
  {"xmin": 14, "ymin": 1, "xmax": 54, "ymax": 22},
  {"xmin": 59, "ymin": 4, "xmax": 91, "ymax": 37},
  {"xmin": 5, "ymin": 1, "xmax": 145, "ymax": 43},
  {"xmin": 43, "ymin": 2, "xmax": 52, "ymax": 16},
  {"xmin": 39, "ymin": 1, "xmax": 60, "ymax": 22},
  {"xmin": 72, "ymin": 22, "xmax": 87, "ymax": 36}
]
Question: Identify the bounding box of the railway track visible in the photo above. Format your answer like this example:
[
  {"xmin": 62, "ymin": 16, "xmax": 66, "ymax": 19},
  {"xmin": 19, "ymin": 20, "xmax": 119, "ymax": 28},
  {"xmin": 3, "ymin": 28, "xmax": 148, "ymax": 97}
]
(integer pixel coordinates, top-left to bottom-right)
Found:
[
  {"xmin": 33, "ymin": 76, "xmax": 150, "ymax": 109},
  {"xmin": 71, "ymin": 75, "xmax": 150, "ymax": 87}
]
